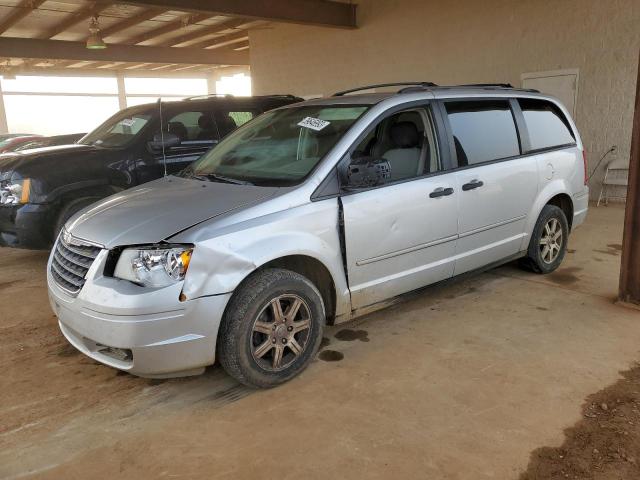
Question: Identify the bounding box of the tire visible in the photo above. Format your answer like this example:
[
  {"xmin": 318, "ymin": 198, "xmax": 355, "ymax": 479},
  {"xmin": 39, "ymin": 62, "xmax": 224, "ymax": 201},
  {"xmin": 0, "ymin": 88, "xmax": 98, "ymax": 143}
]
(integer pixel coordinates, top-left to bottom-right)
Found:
[
  {"xmin": 520, "ymin": 205, "xmax": 569, "ymax": 274},
  {"xmin": 54, "ymin": 198, "xmax": 100, "ymax": 240},
  {"xmin": 217, "ymin": 268, "xmax": 325, "ymax": 388}
]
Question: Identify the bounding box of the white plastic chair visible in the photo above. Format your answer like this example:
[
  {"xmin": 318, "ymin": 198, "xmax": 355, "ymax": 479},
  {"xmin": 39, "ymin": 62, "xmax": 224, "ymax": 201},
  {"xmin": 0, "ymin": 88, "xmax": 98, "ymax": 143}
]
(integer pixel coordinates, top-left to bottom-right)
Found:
[{"xmin": 597, "ymin": 157, "xmax": 629, "ymax": 206}]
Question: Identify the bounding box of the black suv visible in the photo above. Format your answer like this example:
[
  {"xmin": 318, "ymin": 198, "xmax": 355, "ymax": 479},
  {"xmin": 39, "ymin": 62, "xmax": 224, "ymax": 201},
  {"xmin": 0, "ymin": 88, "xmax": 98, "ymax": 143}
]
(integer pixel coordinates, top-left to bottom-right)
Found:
[{"xmin": 0, "ymin": 94, "xmax": 301, "ymax": 249}]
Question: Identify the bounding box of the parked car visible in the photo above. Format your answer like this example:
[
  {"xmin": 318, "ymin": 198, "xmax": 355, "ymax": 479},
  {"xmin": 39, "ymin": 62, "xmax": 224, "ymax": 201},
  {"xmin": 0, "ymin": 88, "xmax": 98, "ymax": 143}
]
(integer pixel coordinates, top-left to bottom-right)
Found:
[
  {"xmin": 12, "ymin": 133, "xmax": 86, "ymax": 151},
  {"xmin": 0, "ymin": 133, "xmax": 35, "ymax": 142},
  {"xmin": 47, "ymin": 83, "xmax": 588, "ymax": 388},
  {"xmin": 0, "ymin": 94, "xmax": 302, "ymax": 248},
  {"xmin": 0, "ymin": 135, "xmax": 42, "ymax": 153}
]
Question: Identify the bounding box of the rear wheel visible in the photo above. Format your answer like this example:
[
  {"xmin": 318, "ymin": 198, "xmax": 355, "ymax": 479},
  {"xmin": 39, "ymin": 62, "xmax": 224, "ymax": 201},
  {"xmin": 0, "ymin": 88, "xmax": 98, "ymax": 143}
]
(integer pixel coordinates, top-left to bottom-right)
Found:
[
  {"xmin": 217, "ymin": 268, "xmax": 324, "ymax": 388},
  {"xmin": 521, "ymin": 205, "xmax": 569, "ymax": 274}
]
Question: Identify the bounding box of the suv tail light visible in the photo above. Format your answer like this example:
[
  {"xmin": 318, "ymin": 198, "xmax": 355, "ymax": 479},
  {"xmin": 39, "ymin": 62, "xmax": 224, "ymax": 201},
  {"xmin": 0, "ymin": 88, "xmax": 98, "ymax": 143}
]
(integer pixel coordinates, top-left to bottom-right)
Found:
[{"xmin": 582, "ymin": 150, "xmax": 588, "ymax": 185}]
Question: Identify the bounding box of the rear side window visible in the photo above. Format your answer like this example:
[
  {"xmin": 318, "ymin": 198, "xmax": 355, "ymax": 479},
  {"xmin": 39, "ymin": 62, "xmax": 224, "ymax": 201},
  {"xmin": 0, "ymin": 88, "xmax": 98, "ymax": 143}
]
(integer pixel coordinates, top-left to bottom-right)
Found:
[
  {"xmin": 216, "ymin": 110, "xmax": 258, "ymax": 138},
  {"xmin": 165, "ymin": 111, "xmax": 218, "ymax": 143},
  {"xmin": 518, "ymin": 99, "xmax": 576, "ymax": 151},
  {"xmin": 445, "ymin": 100, "xmax": 520, "ymax": 166}
]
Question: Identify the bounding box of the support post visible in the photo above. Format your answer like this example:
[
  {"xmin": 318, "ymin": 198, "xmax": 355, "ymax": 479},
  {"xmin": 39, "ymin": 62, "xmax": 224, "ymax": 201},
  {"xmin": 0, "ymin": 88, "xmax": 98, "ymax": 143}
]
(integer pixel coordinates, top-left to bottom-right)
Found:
[
  {"xmin": 0, "ymin": 80, "xmax": 8, "ymax": 134},
  {"xmin": 116, "ymin": 71, "xmax": 127, "ymax": 110},
  {"xmin": 619, "ymin": 49, "xmax": 640, "ymax": 305},
  {"xmin": 206, "ymin": 72, "xmax": 217, "ymax": 95}
]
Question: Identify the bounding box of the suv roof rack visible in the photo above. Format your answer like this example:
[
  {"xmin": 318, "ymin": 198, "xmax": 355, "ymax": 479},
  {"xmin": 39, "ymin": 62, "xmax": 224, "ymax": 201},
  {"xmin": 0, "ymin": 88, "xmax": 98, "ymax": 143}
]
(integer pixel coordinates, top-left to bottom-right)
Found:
[
  {"xmin": 333, "ymin": 82, "xmax": 438, "ymax": 96},
  {"xmin": 184, "ymin": 93, "xmax": 301, "ymax": 101},
  {"xmin": 183, "ymin": 93, "xmax": 233, "ymax": 101}
]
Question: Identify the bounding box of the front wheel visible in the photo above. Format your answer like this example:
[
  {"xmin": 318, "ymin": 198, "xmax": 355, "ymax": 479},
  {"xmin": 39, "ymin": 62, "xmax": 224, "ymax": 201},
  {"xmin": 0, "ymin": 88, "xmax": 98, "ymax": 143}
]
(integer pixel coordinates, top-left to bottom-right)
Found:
[
  {"xmin": 521, "ymin": 205, "xmax": 569, "ymax": 274},
  {"xmin": 217, "ymin": 268, "xmax": 325, "ymax": 388}
]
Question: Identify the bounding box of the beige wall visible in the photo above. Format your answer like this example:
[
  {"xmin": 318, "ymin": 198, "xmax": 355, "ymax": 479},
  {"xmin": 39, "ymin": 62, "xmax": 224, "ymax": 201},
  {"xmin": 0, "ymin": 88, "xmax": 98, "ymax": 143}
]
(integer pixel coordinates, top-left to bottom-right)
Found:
[{"xmin": 250, "ymin": 0, "xmax": 640, "ymax": 195}]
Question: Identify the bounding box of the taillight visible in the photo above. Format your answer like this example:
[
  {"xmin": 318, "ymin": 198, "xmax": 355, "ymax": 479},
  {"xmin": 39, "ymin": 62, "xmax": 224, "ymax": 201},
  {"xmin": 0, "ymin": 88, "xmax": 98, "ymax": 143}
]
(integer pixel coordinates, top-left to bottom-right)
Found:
[{"xmin": 582, "ymin": 150, "xmax": 588, "ymax": 185}]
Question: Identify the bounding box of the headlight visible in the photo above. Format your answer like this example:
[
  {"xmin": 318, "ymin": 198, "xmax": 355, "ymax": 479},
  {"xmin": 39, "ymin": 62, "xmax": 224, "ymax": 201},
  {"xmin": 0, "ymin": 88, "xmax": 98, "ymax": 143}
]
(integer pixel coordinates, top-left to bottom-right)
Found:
[
  {"xmin": 114, "ymin": 245, "xmax": 193, "ymax": 287},
  {"xmin": 0, "ymin": 178, "xmax": 30, "ymax": 205}
]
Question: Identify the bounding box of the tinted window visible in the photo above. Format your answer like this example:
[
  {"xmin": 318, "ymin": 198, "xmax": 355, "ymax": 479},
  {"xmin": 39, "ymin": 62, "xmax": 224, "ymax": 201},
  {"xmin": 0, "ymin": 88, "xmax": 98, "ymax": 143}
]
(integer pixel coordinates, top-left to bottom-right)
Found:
[
  {"xmin": 445, "ymin": 100, "xmax": 520, "ymax": 165},
  {"xmin": 217, "ymin": 110, "xmax": 258, "ymax": 138},
  {"xmin": 519, "ymin": 99, "xmax": 575, "ymax": 151},
  {"xmin": 165, "ymin": 111, "xmax": 217, "ymax": 143}
]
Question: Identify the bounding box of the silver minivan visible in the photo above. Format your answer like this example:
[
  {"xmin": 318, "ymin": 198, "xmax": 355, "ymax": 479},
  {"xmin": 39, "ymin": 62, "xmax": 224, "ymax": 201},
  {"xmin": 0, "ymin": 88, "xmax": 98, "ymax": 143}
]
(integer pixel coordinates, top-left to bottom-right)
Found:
[{"xmin": 48, "ymin": 83, "xmax": 589, "ymax": 388}]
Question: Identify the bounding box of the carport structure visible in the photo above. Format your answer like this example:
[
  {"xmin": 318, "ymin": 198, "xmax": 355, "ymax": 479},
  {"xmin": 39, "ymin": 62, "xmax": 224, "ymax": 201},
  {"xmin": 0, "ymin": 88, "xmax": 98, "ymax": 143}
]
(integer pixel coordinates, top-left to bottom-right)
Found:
[
  {"xmin": 3, "ymin": 1, "xmax": 640, "ymax": 479},
  {"xmin": 0, "ymin": 0, "xmax": 356, "ymax": 132}
]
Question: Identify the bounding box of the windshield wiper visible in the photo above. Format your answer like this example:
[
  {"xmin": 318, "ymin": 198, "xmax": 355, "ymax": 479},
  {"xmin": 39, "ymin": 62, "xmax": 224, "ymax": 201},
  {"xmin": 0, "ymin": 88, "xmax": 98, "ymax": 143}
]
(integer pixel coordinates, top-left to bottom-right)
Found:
[{"xmin": 204, "ymin": 173, "xmax": 253, "ymax": 185}]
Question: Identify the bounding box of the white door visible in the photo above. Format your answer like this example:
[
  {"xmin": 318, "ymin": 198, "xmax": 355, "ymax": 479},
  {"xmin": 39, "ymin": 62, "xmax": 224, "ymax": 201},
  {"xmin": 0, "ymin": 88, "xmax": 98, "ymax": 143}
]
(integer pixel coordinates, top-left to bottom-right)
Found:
[
  {"xmin": 442, "ymin": 99, "xmax": 539, "ymax": 275},
  {"xmin": 522, "ymin": 69, "xmax": 578, "ymax": 117},
  {"xmin": 341, "ymin": 106, "xmax": 458, "ymax": 310},
  {"xmin": 343, "ymin": 175, "xmax": 459, "ymax": 309}
]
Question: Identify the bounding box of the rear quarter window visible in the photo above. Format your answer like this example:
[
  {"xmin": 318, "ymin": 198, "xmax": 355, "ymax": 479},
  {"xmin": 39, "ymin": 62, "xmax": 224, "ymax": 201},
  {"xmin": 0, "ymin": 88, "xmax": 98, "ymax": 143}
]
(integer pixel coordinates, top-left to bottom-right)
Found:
[{"xmin": 518, "ymin": 98, "xmax": 576, "ymax": 151}]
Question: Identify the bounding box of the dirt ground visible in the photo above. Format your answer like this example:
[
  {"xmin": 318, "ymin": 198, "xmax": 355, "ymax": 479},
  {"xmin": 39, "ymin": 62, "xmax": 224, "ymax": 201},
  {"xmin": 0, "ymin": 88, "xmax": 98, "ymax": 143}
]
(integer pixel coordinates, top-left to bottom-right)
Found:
[
  {"xmin": 2, "ymin": 203, "xmax": 640, "ymax": 480},
  {"xmin": 521, "ymin": 363, "xmax": 640, "ymax": 479}
]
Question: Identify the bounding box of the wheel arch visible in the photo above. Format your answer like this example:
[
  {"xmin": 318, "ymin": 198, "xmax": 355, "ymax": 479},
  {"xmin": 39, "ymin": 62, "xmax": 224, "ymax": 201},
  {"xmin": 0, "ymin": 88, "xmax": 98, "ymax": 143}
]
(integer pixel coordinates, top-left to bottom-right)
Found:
[
  {"xmin": 545, "ymin": 193, "xmax": 574, "ymax": 231},
  {"xmin": 256, "ymin": 255, "xmax": 338, "ymax": 325}
]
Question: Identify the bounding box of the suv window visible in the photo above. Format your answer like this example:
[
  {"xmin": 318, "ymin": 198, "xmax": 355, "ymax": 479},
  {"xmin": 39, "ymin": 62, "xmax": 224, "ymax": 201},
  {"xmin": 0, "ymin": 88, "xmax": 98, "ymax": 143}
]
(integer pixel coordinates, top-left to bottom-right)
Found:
[
  {"xmin": 518, "ymin": 99, "xmax": 576, "ymax": 151},
  {"xmin": 80, "ymin": 110, "xmax": 152, "ymax": 148},
  {"xmin": 445, "ymin": 100, "xmax": 520, "ymax": 166},
  {"xmin": 216, "ymin": 109, "xmax": 258, "ymax": 138},
  {"xmin": 351, "ymin": 107, "xmax": 440, "ymax": 183},
  {"xmin": 164, "ymin": 110, "xmax": 218, "ymax": 143}
]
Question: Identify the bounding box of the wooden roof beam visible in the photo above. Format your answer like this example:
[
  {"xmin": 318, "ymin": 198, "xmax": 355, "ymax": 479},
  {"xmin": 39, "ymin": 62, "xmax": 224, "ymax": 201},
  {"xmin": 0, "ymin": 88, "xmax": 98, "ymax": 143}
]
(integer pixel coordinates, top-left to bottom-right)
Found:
[
  {"xmin": 0, "ymin": 0, "xmax": 47, "ymax": 35},
  {"xmin": 0, "ymin": 37, "xmax": 249, "ymax": 65},
  {"xmin": 159, "ymin": 18, "xmax": 250, "ymax": 47},
  {"xmin": 37, "ymin": 1, "xmax": 110, "ymax": 39},
  {"xmin": 198, "ymin": 31, "xmax": 249, "ymax": 50},
  {"xmin": 116, "ymin": 0, "xmax": 357, "ymax": 29},
  {"xmin": 122, "ymin": 12, "xmax": 210, "ymax": 45},
  {"xmin": 100, "ymin": 7, "xmax": 166, "ymax": 39}
]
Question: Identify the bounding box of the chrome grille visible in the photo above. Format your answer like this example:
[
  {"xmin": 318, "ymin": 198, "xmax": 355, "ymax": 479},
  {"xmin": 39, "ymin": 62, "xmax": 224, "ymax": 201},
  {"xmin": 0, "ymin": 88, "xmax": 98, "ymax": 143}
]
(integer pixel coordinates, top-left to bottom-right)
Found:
[{"xmin": 50, "ymin": 232, "xmax": 101, "ymax": 296}]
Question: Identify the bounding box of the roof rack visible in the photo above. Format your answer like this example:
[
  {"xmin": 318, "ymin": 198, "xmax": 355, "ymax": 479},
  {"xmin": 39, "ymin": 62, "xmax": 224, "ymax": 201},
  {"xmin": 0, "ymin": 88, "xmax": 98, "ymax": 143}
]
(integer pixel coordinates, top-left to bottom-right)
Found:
[
  {"xmin": 184, "ymin": 93, "xmax": 301, "ymax": 101},
  {"xmin": 455, "ymin": 83, "xmax": 541, "ymax": 93},
  {"xmin": 333, "ymin": 82, "xmax": 438, "ymax": 96},
  {"xmin": 183, "ymin": 93, "xmax": 233, "ymax": 101}
]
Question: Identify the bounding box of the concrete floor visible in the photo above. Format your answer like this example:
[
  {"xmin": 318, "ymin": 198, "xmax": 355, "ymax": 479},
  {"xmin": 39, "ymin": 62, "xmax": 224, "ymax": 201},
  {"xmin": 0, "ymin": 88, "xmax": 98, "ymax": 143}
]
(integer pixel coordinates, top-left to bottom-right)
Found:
[{"xmin": 1, "ymin": 204, "xmax": 639, "ymax": 479}]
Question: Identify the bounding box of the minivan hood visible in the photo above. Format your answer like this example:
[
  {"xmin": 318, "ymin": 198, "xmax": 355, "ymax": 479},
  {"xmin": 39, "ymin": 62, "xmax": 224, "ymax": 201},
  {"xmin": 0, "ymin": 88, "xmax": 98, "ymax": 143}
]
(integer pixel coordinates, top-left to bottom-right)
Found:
[{"xmin": 66, "ymin": 176, "xmax": 280, "ymax": 248}]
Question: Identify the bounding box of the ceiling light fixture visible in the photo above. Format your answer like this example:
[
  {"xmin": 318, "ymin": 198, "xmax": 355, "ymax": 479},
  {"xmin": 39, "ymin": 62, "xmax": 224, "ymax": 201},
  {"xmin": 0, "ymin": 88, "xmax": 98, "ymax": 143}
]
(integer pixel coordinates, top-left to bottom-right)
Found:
[{"xmin": 86, "ymin": 16, "xmax": 107, "ymax": 50}]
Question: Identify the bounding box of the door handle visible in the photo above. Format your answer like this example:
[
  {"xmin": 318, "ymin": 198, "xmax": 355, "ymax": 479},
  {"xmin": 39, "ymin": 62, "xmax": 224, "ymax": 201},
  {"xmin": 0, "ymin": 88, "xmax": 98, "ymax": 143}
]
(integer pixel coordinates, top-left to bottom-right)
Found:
[
  {"xmin": 429, "ymin": 187, "xmax": 454, "ymax": 198},
  {"xmin": 462, "ymin": 180, "xmax": 484, "ymax": 191}
]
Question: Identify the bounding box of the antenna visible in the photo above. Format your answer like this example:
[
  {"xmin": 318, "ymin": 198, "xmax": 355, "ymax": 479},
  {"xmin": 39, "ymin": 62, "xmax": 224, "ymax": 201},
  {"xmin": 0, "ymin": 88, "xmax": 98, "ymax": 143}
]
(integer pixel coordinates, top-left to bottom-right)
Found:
[{"xmin": 157, "ymin": 98, "xmax": 167, "ymax": 177}]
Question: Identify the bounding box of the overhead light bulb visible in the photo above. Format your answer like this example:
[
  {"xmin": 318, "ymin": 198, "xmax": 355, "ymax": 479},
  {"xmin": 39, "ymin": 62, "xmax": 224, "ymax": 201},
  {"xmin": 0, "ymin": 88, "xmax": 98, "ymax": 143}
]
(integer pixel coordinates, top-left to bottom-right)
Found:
[{"xmin": 86, "ymin": 16, "xmax": 107, "ymax": 50}]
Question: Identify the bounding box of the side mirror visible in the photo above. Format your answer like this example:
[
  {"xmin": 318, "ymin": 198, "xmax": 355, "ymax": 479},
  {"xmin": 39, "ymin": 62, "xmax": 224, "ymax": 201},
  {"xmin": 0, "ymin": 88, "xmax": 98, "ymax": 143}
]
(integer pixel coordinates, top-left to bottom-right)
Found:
[
  {"xmin": 148, "ymin": 132, "xmax": 181, "ymax": 151},
  {"xmin": 344, "ymin": 156, "xmax": 391, "ymax": 189}
]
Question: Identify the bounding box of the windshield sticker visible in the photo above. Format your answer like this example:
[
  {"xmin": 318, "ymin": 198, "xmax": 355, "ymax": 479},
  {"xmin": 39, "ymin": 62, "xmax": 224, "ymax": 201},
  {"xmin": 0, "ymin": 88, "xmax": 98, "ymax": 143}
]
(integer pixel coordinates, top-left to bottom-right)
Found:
[
  {"xmin": 119, "ymin": 118, "xmax": 136, "ymax": 127},
  {"xmin": 297, "ymin": 117, "xmax": 330, "ymax": 131}
]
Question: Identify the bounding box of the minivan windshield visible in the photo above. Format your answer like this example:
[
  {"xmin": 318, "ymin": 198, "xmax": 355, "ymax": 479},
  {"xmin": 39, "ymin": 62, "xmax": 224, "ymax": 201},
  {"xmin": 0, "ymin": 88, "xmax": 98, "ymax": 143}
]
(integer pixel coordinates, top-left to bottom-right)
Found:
[
  {"xmin": 79, "ymin": 107, "xmax": 152, "ymax": 148},
  {"xmin": 184, "ymin": 105, "xmax": 369, "ymax": 186}
]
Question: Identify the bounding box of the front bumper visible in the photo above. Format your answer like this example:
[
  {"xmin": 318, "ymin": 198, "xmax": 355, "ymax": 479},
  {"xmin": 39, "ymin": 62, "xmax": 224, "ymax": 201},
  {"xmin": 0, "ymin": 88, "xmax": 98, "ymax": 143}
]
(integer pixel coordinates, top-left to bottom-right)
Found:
[
  {"xmin": 0, "ymin": 203, "xmax": 56, "ymax": 249},
  {"xmin": 47, "ymin": 248, "xmax": 232, "ymax": 378}
]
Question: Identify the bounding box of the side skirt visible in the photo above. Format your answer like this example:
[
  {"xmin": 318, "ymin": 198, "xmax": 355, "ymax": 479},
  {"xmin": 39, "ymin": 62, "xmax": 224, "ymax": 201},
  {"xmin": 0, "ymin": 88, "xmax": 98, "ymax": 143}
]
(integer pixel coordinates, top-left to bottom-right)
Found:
[{"xmin": 347, "ymin": 250, "xmax": 527, "ymax": 321}]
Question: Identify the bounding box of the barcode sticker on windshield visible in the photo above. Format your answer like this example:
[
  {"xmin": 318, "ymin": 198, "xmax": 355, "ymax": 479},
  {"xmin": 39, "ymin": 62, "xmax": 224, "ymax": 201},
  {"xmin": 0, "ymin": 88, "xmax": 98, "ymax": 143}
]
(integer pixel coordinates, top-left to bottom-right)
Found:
[
  {"xmin": 297, "ymin": 117, "xmax": 330, "ymax": 131},
  {"xmin": 120, "ymin": 118, "xmax": 136, "ymax": 127}
]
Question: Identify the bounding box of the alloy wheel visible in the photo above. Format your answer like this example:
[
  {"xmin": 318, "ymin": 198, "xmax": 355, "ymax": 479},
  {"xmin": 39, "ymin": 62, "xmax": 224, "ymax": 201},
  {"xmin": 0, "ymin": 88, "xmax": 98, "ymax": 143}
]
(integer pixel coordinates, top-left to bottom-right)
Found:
[
  {"xmin": 539, "ymin": 218, "xmax": 563, "ymax": 264},
  {"xmin": 250, "ymin": 294, "xmax": 312, "ymax": 371}
]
